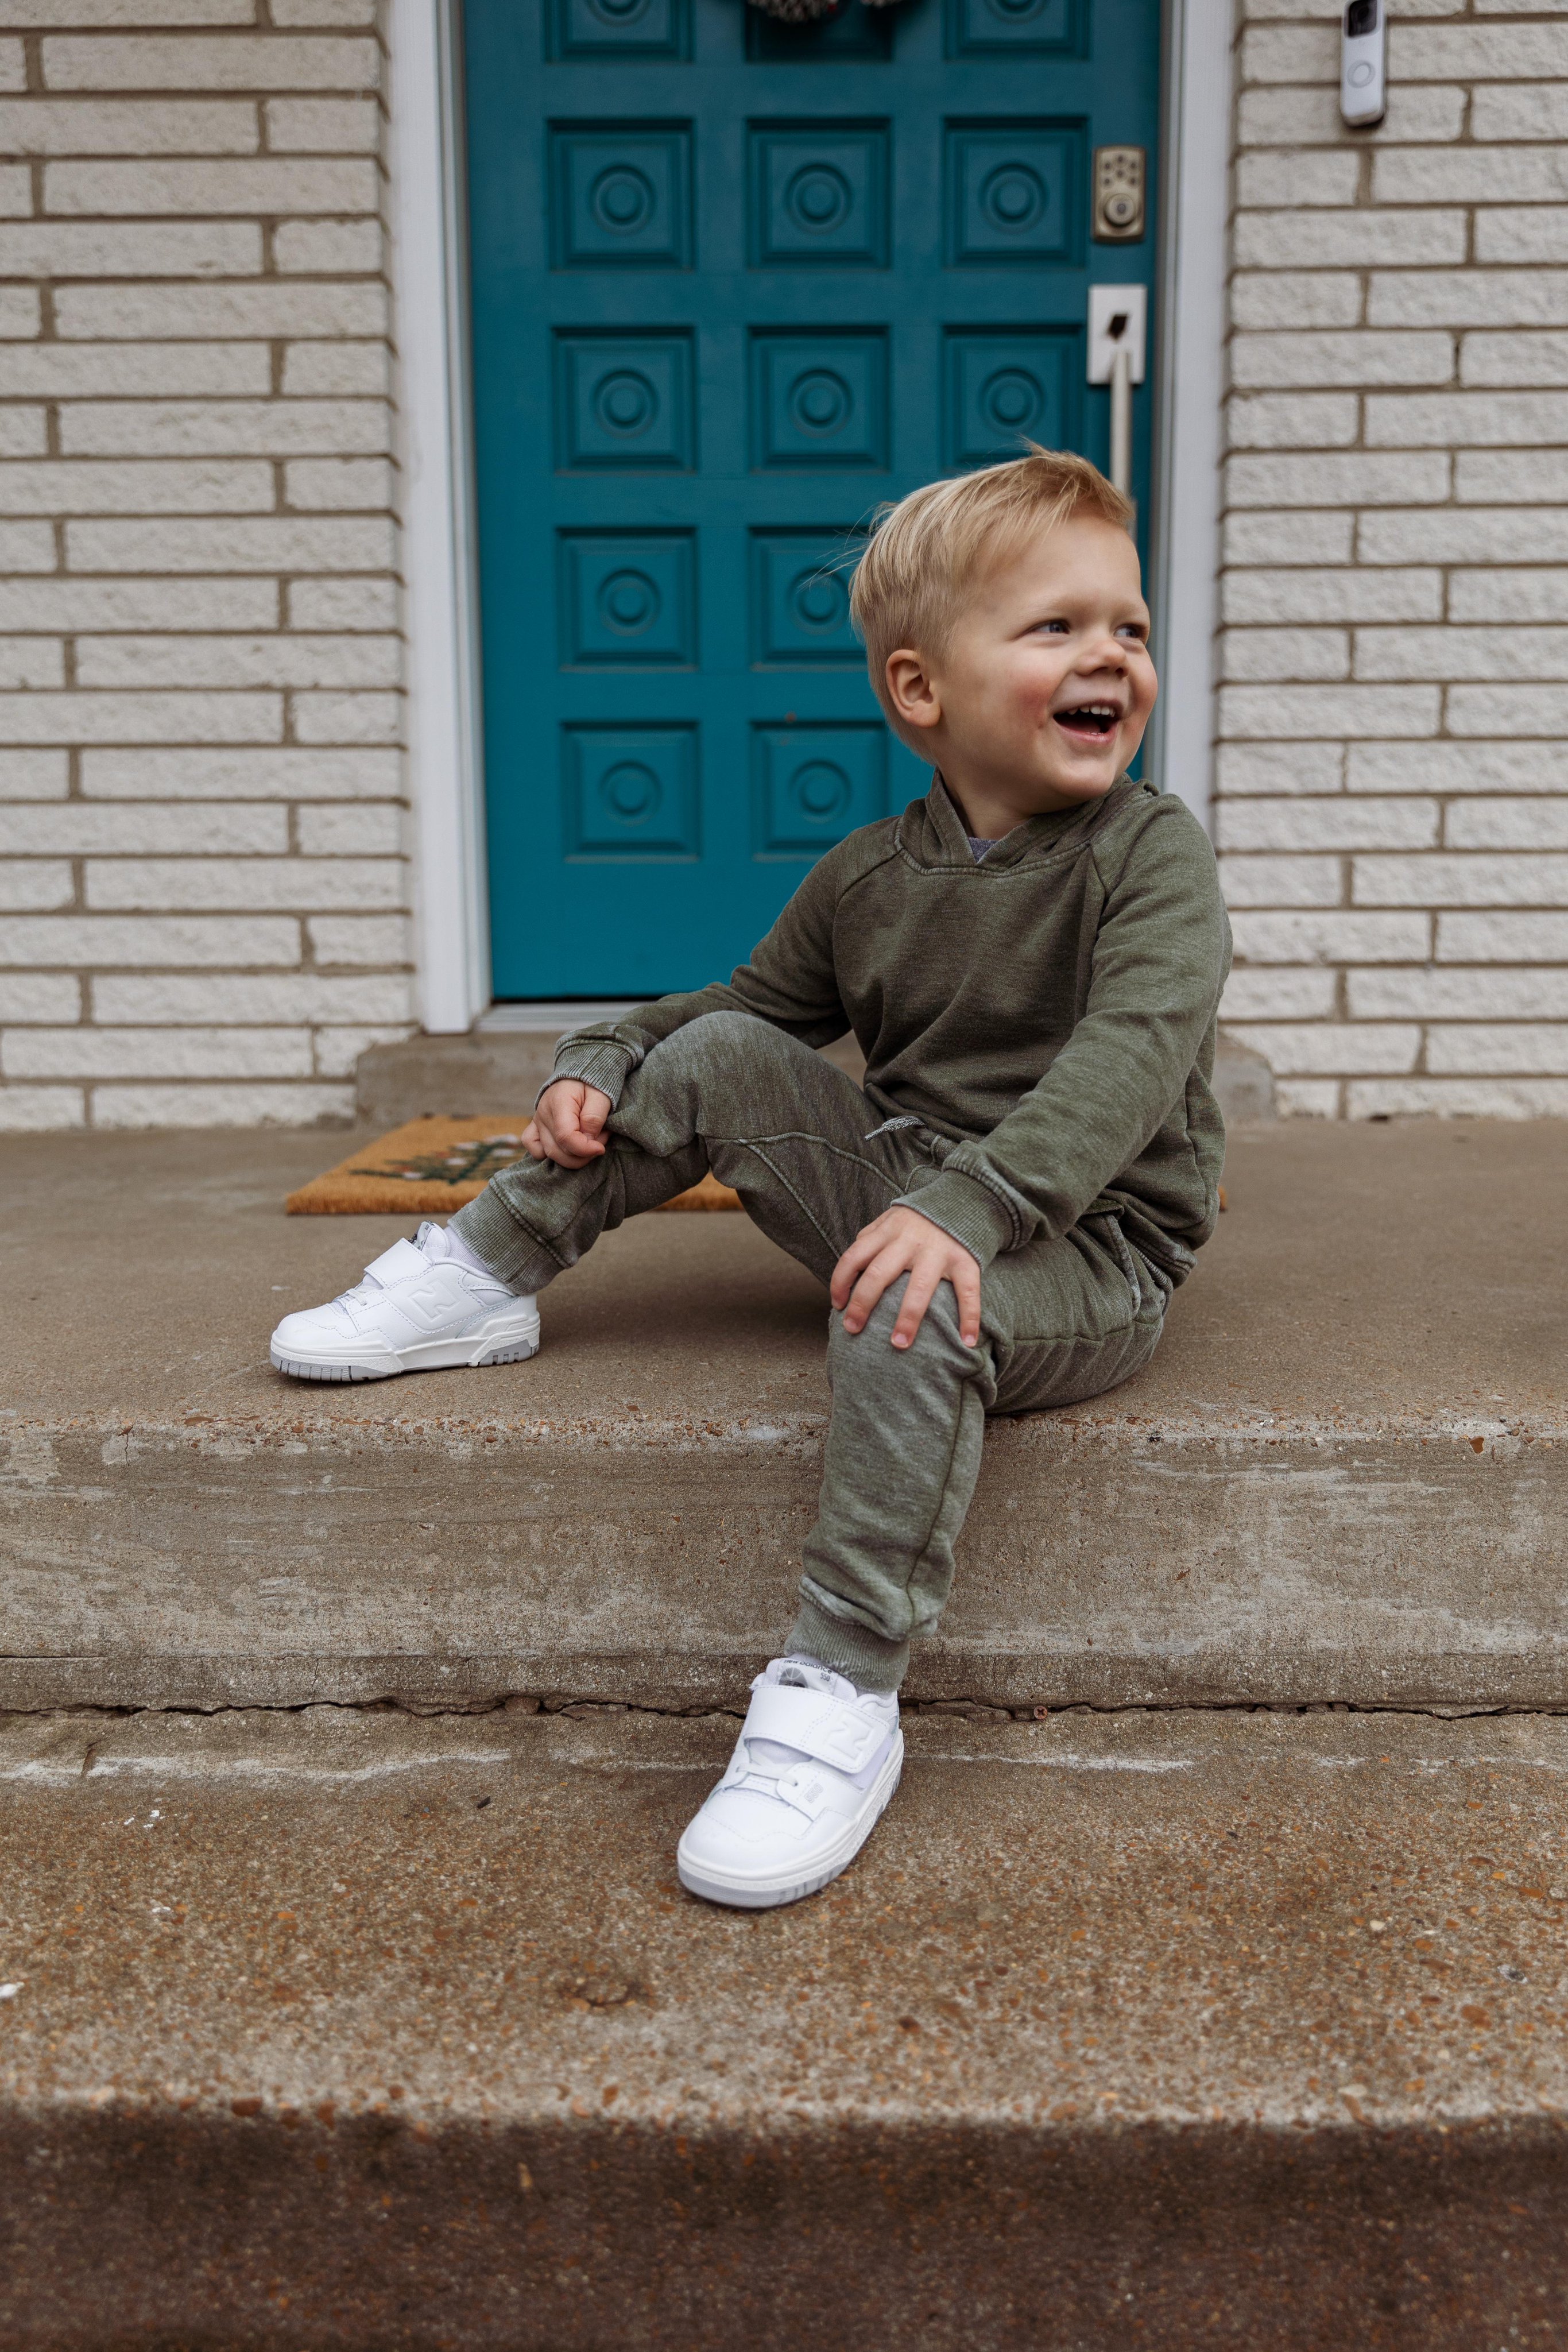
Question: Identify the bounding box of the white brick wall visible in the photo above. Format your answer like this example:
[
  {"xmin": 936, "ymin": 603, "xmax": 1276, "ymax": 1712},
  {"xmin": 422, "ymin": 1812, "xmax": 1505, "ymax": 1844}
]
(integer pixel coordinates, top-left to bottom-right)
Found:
[
  {"xmin": 1223, "ymin": 0, "xmax": 1568, "ymax": 1116},
  {"xmin": 0, "ymin": 1, "xmax": 411, "ymax": 1132}
]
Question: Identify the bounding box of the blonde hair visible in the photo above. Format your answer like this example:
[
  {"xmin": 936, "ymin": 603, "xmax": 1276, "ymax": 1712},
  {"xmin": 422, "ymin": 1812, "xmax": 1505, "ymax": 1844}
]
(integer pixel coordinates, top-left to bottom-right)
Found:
[{"xmin": 849, "ymin": 446, "xmax": 1133, "ymax": 714}]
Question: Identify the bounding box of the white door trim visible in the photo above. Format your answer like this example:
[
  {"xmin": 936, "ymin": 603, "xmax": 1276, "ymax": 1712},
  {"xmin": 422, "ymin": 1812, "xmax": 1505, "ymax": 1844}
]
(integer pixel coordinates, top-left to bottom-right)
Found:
[
  {"xmin": 1149, "ymin": 0, "xmax": 1234, "ymax": 834},
  {"xmin": 393, "ymin": 0, "xmax": 1232, "ymax": 1027},
  {"xmin": 389, "ymin": 0, "xmax": 489, "ymax": 1033}
]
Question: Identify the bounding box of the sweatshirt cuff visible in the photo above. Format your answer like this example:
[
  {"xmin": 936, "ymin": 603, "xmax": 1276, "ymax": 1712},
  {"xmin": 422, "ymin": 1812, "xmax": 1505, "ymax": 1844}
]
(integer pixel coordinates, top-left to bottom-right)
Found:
[
  {"xmin": 892, "ymin": 1168, "xmax": 1017, "ymax": 1271},
  {"xmin": 544, "ymin": 1037, "xmax": 637, "ymax": 1108}
]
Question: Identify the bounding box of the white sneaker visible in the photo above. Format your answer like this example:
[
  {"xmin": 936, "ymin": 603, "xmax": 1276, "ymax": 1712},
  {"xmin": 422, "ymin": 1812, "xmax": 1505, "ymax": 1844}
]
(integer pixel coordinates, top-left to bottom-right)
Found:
[
  {"xmin": 270, "ymin": 1221, "xmax": 540, "ymax": 1382},
  {"xmin": 677, "ymin": 1656, "xmax": 903, "ymax": 1910}
]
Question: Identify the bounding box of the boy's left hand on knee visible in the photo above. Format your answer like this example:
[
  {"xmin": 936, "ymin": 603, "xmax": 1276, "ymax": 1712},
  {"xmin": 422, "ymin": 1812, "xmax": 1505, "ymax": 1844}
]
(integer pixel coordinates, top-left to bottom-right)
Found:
[{"xmin": 831, "ymin": 1208, "xmax": 982, "ymax": 1352}]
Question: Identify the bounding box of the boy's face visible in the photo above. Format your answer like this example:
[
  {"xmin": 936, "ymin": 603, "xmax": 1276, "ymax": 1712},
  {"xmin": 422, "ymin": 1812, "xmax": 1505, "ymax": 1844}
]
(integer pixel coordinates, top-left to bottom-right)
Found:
[{"xmin": 884, "ymin": 512, "xmax": 1157, "ymax": 825}]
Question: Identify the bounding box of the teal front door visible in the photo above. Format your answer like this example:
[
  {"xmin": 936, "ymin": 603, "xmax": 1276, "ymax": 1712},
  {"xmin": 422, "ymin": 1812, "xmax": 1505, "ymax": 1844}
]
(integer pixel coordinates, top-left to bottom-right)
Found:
[{"xmin": 463, "ymin": 0, "xmax": 1161, "ymax": 1000}]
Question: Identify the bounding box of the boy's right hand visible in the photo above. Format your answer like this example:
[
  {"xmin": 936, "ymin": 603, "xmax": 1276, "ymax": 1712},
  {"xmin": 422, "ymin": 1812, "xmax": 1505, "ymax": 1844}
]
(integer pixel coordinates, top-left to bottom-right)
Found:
[{"xmin": 523, "ymin": 1079, "xmax": 613, "ymax": 1169}]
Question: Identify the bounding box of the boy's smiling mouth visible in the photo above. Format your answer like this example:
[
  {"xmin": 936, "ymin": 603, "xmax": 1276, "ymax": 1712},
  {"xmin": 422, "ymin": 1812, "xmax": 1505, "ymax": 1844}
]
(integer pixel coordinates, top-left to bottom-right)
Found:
[{"xmin": 1052, "ymin": 699, "xmax": 1122, "ymax": 742}]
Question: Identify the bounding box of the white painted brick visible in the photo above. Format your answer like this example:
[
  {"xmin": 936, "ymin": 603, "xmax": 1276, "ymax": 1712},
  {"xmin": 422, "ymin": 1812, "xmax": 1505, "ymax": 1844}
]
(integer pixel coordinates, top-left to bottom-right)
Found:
[
  {"xmin": 1376, "ymin": 147, "xmax": 1568, "ymax": 206},
  {"xmin": 1232, "ymin": 330, "xmax": 1453, "ymax": 388},
  {"xmin": 0, "ymin": 97, "xmax": 257, "ymax": 153},
  {"xmin": 1450, "ymin": 570, "xmax": 1568, "ymax": 624},
  {"xmin": 312, "ymin": 1022, "xmax": 415, "ymax": 1077},
  {"xmin": 1240, "ymin": 22, "xmax": 1336, "ymax": 80},
  {"xmin": 0, "ymin": 164, "xmax": 28, "ymax": 217},
  {"xmin": 287, "ymin": 576, "xmax": 397, "ymax": 630},
  {"xmin": 1370, "ymin": 270, "xmax": 1568, "ymax": 331},
  {"xmin": 1222, "ymin": 568, "xmax": 1441, "ymax": 624},
  {"xmin": 1224, "ymin": 1022, "xmax": 1421, "ymax": 1075},
  {"xmin": 1234, "ymin": 211, "xmax": 1466, "ymax": 272},
  {"xmin": 1275, "ymin": 1079, "xmax": 1342, "ymax": 1117},
  {"xmin": 1349, "ymin": 742, "xmax": 1568, "ymax": 793},
  {"xmin": 86, "ymin": 856, "xmax": 405, "ymax": 911},
  {"xmin": 82, "ymin": 745, "xmax": 400, "ymax": 798},
  {"xmin": 1237, "ymin": 84, "xmax": 1465, "ymax": 146},
  {"xmin": 1366, "ymin": 390, "xmax": 1568, "ymax": 447},
  {"xmin": 265, "ymin": 98, "xmax": 380, "ymax": 152},
  {"xmin": 0, "ymin": 640, "xmax": 65, "ymax": 686},
  {"xmin": 1426, "ymin": 1025, "xmax": 1568, "ymax": 1074},
  {"xmin": 0, "ymin": 751, "xmax": 68, "ymax": 800},
  {"xmin": 1386, "ymin": 21, "xmax": 1568, "ymax": 76},
  {"xmin": 0, "ymin": 342, "xmax": 270, "ymax": 397},
  {"xmin": 0, "ymin": 459, "xmax": 272, "ymax": 514},
  {"xmin": 1450, "ymin": 685, "xmax": 1568, "ymax": 736},
  {"xmin": 285, "ymin": 456, "xmax": 393, "ymax": 510},
  {"xmin": 4, "ymin": 1026, "xmax": 313, "ymax": 1081},
  {"xmin": 1437, "ymin": 912, "xmax": 1568, "ymax": 961},
  {"xmin": 1457, "ymin": 450, "xmax": 1568, "ymax": 503},
  {"xmin": 1447, "ymin": 799, "xmax": 1568, "ymax": 850},
  {"xmin": 1477, "ymin": 210, "xmax": 1568, "ymax": 267},
  {"xmin": 1227, "ymin": 451, "xmax": 1450, "ymax": 507},
  {"xmin": 1357, "ymin": 508, "xmax": 1568, "ymax": 563},
  {"xmin": 0, "ymin": 409, "xmax": 45, "ymax": 458},
  {"xmin": 0, "ymin": 577, "xmax": 277, "ymax": 630},
  {"xmin": 273, "ymin": 0, "xmax": 376, "ymax": 23},
  {"xmin": 0, "ymin": 1085, "xmax": 84, "ymax": 1130},
  {"xmin": 60, "ymin": 399, "xmax": 390, "ymax": 460},
  {"xmin": 1471, "ymin": 83, "xmax": 1568, "ymax": 141},
  {"xmin": 67, "ymin": 514, "xmax": 394, "ymax": 571},
  {"xmin": 1235, "ymin": 150, "xmax": 1361, "ymax": 207},
  {"xmin": 1347, "ymin": 1077, "xmax": 1568, "ymax": 1116},
  {"xmin": 1462, "ymin": 332, "xmax": 1568, "ymax": 388},
  {"xmin": 1357, "ymin": 627, "xmax": 1568, "ymax": 682},
  {"xmin": 0, "ymin": 973, "xmax": 78, "ymax": 1021},
  {"xmin": 1229, "ymin": 909, "xmax": 1430, "ymax": 962},
  {"xmin": 1219, "ymin": 683, "xmax": 1441, "ymax": 738},
  {"xmin": 1351, "ymin": 968, "xmax": 1568, "ymax": 1018},
  {"xmin": 1219, "ymin": 853, "xmax": 1344, "ymax": 906},
  {"xmin": 1227, "ymin": 393, "xmax": 1359, "ymax": 450},
  {"xmin": 54, "ymin": 280, "xmax": 388, "ymax": 341},
  {"xmin": 77, "ymin": 633, "xmax": 398, "ymax": 690},
  {"xmin": 0, "ymin": 521, "xmax": 59, "ymax": 571},
  {"xmin": 291, "ymin": 690, "xmax": 400, "ymax": 744},
  {"xmin": 0, "ymin": 0, "xmax": 251, "ymax": 21},
  {"xmin": 0, "ymin": 861, "xmax": 72, "ymax": 910},
  {"xmin": 1354, "ymin": 853, "xmax": 1568, "ymax": 906},
  {"xmin": 1216, "ymin": 742, "xmax": 1346, "ymax": 795},
  {"xmin": 274, "ymin": 217, "xmax": 382, "ymax": 274},
  {"xmin": 282, "ymin": 341, "xmax": 388, "ymax": 398},
  {"xmin": 0, "ymin": 37, "xmax": 23, "ymax": 87},
  {"xmin": 95, "ymin": 970, "xmax": 412, "ymax": 1022},
  {"xmin": 44, "ymin": 157, "xmax": 377, "ymax": 216},
  {"xmin": 0, "ymin": 691, "xmax": 280, "ymax": 744},
  {"xmin": 0, "ymin": 221, "xmax": 261, "ymax": 278},
  {"xmin": 0, "ymin": 804, "xmax": 285, "ymax": 855},
  {"xmin": 0, "ymin": 287, "xmax": 39, "ymax": 339},
  {"xmin": 1219, "ymin": 797, "xmax": 1438, "ymax": 852},
  {"xmin": 1220, "ymin": 968, "xmax": 1338, "ymax": 1019},
  {"xmin": 41, "ymin": 35, "xmax": 381, "ymax": 91},
  {"xmin": 296, "ymin": 802, "xmax": 401, "ymax": 854},
  {"xmin": 307, "ymin": 912, "xmax": 409, "ymax": 964},
  {"xmin": 1232, "ymin": 272, "xmax": 1364, "ymax": 331},
  {"xmin": 1220, "ymin": 628, "xmax": 1348, "ymax": 682},
  {"xmin": 1223, "ymin": 511, "xmax": 1355, "ymax": 566},
  {"xmin": 0, "ymin": 912, "xmax": 300, "ymax": 965},
  {"xmin": 91, "ymin": 1080, "xmax": 353, "ymax": 1128}
]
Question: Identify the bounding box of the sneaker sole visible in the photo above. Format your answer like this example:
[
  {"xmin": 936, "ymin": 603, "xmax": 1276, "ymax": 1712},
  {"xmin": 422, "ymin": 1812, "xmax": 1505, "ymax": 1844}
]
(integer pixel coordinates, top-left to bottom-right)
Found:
[
  {"xmin": 675, "ymin": 1738, "xmax": 903, "ymax": 1912},
  {"xmin": 270, "ymin": 1323, "xmax": 540, "ymax": 1383}
]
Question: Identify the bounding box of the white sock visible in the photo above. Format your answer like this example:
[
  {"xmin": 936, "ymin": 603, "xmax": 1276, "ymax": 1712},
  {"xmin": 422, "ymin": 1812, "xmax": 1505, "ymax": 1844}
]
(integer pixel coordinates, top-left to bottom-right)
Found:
[{"xmin": 417, "ymin": 1220, "xmax": 505, "ymax": 1281}]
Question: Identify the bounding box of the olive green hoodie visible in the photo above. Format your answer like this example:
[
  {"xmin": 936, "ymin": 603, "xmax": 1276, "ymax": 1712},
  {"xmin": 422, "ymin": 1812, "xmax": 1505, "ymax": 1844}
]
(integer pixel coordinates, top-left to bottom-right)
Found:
[{"xmin": 550, "ymin": 773, "xmax": 1232, "ymax": 1283}]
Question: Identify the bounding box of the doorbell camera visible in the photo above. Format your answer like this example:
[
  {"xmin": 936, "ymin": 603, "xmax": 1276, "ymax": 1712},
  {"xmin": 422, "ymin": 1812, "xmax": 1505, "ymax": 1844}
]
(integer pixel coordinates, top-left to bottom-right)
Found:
[{"xmin": 1341, "ymin": 0, "xmax": 1385, "ymax": 128}]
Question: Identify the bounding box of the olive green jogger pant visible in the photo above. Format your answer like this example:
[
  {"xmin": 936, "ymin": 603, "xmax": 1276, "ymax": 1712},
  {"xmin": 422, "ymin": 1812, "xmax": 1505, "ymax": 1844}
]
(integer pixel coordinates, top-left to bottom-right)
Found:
[{"xmin": 454, "ymin": 1009, "xmax": 1170, "ymax": 1692}]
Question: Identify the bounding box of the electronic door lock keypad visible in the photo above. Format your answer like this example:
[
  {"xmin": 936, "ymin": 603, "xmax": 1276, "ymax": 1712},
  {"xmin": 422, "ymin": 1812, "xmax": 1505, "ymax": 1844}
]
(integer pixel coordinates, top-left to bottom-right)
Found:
[{"xmin": 1093, "ymin": 146, "xmax": 1145, "ymax": 243}]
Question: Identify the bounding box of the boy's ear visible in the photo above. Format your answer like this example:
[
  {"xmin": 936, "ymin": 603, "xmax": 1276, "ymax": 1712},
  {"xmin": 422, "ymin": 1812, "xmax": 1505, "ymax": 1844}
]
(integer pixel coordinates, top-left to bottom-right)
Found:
[{"xmin": 882, "ymin": 648, "xmax": 942, "ymax": 734}]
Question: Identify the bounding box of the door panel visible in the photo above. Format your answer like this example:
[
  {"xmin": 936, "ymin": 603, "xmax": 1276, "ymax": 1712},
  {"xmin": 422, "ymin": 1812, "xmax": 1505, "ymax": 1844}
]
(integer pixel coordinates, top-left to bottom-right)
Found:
[{"xmin": 463, "ymin": 0, "xmax": 1161, "ymax": 1000}]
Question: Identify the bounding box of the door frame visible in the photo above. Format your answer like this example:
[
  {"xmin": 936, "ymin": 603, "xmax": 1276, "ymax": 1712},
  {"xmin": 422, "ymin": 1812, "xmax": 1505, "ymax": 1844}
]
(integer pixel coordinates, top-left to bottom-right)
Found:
[{"xmin": 393, "ymin": 0, "xmax": 1234, "ymax": 1033}]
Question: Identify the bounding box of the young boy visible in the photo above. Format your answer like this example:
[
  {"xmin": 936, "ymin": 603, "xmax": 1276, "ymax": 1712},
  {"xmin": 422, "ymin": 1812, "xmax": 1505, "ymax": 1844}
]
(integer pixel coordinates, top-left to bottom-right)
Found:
[{"xmin": 272, "ymin": 448, "xmax": 1230, "ymax": 1913}]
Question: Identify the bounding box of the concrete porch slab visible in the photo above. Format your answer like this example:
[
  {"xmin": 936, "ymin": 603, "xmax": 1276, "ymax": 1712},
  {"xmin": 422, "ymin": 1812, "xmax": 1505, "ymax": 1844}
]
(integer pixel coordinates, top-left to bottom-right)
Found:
[
  {"xmin": 0, "ymin": 1704, "xmax": 1561, "ymax": 2346},
  {"xmin": 2, "ymin": 1120, "xmax": 1565, "ymax": 1712}
]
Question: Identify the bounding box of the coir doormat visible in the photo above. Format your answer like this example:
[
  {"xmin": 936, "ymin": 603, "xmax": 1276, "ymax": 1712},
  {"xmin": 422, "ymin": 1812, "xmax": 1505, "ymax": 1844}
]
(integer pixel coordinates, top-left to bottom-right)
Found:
[{"xmin": 286, "ymin": 1116, "xmax": 742, "ymax": 1216}]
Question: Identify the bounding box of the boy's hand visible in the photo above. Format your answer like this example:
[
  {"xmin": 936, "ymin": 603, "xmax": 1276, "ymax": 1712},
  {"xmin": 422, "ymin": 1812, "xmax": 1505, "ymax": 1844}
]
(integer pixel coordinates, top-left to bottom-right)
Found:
[
  {"xmin": 524, "ymin": 1079, "xmax": 613, "ymax": 1169},
  {"xmin": 830, "ymin": 1206, "xmax": 982, "ymax": 1352}
]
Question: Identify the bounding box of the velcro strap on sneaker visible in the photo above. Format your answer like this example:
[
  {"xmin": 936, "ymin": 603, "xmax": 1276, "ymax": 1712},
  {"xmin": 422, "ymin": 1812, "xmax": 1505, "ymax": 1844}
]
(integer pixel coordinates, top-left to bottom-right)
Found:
[
  {"xmin": 741, "ymin": 1682, "xmax": 886, "ymax": 1777},
  {"xmin": 363, "ymin": 1237, "xmax": 429, "ymax": 1286}
]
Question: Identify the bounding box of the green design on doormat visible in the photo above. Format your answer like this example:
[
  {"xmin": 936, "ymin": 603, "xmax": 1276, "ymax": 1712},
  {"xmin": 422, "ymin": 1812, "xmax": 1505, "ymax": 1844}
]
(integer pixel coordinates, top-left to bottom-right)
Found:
[{"xmin": 348, "ymin": 1135, "xmax": 530, "ymax": 1187}]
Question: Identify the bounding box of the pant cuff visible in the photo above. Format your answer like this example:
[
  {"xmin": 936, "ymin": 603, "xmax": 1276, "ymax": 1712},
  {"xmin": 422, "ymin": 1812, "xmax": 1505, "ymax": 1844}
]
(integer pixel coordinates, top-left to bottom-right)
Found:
[
  {"xmin": 787, "ymin": 1587, "xmax": 909, "ymax": 1694},
  {"xmin": 448, "ymin": 1188, "xmax": 549, "ymax": 1294}
]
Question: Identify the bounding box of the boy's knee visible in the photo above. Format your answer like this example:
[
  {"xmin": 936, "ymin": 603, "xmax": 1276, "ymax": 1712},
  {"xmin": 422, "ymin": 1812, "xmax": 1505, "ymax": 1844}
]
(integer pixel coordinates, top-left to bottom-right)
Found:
[{"xmin": 828, "ymin": 1276, "xmax": 983, "ymax": 1390}]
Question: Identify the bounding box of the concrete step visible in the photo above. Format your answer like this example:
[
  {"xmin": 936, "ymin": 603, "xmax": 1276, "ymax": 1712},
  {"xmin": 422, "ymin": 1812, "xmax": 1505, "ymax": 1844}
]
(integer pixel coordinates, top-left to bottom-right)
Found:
[
  {"xmin": 2, "ymin": 1119, "xmax": 1562, "ymax": 1714},
  {"xmin": 0, "ymin": 1702, "xmax": 1561, "ymax": 2345}
]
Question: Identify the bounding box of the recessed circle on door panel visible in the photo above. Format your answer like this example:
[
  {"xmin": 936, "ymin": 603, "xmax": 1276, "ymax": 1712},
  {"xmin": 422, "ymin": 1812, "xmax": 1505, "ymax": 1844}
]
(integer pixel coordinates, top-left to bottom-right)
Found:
[
  {"xmin": 980, "ymin": 163, "xmax": 1047, "ymax": 234},
  {"xmin": 784, "ymin": 163, "xmax": 854, "ymax": 236},
  {"xmin": 979, "ymin": 366, "xmax": 1042, "ymax": 435},
  {"xmin": 792, "ymin": 759, "xmax": 851, "ymax": 823},
  {"xmin": 789, "ymin": 566, "xmax": 849, "ymax": 635},
  {"xmin": 790, "ymin": 369, "xmax": 851, "ymax": 436},
  {"xmin": 602, "ymin": 760, "xmax": 662, "ymax": 822},
  {"xmin": 598, "ymin": 568, "xmax": 661, "ymax": 635},
  {"xmin": 590, "ymin": 163, "xmax": 657, "ymax": 235},
  {"xmin": 595, "ymin": 369, "xmax": 657, "ymax": 436},
  {"xmin": 587, "ymin": 0, "xmax": 651, "ymax": 20}
]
